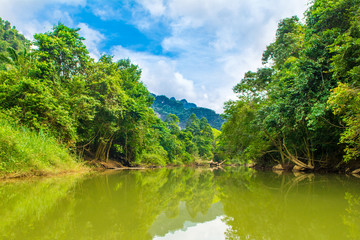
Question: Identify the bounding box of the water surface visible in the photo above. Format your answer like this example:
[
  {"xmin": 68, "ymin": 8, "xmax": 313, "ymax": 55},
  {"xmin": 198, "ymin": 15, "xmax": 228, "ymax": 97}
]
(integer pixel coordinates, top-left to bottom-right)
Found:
[{"xmin": 0, "ymin": 168, "xmax": 359, "ymax": 240}]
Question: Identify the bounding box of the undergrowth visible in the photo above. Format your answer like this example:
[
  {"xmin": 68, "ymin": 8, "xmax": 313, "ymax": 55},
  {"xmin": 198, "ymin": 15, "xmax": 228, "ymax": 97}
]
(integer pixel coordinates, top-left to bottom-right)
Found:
[{"xmin": 0, "ymin": 117, "xmax": 84, "ymax": 175}]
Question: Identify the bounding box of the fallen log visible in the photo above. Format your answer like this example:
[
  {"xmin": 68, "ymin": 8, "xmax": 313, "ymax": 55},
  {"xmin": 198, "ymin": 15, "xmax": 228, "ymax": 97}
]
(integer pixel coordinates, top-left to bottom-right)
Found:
[{"xmin": 209, "ymin": 160, "xmax": 226, "ymax": 167}]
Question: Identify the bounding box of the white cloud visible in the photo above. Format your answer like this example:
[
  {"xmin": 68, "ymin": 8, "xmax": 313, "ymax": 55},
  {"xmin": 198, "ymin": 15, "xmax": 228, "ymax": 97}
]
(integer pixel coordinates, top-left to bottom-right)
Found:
[
  {"xmin": 154, "ymin": 216, "xmax": 228, "ymax": 240},
  {"xmin": 0, "ymin": 0, "xmax": 85, "ymax": 39},
  {"xmin": 137, "ymin": 0, "xmax": 166, "ymax": 17},
  {"xmin": 126, "ymin": 0, "xmax": 308, "ymax": 112},
  {"xmin": 0, "ymin": 0, "xmax": 105, "ymax": 60},
  {"xmin": 112, "ymin": 44, "xmax": 236, "ymax": 113},
  {"xmin": 173, "ymin": 72, "xmax": 196, "ymax": 98},
  {"xmin": 0, "ymin": 0, "xmax": 309, "ymax": 113},
  {"xmin": 92, "ymin": 6, "xmax": 123, "ymax": 21},
  {"xmin": 78, "ymin": 23, "xmax": 106, "ymax": 60},
  {"xmin": 112, "ymin": 46, "xmax": 197, "ymax": 101}
]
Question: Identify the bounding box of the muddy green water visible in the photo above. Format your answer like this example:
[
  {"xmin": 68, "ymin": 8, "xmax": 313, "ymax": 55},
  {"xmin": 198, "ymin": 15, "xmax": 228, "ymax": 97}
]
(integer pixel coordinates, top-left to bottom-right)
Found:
[{"xmin": 0, "ymin": 168, "xmax": 359, "ymax": 240}]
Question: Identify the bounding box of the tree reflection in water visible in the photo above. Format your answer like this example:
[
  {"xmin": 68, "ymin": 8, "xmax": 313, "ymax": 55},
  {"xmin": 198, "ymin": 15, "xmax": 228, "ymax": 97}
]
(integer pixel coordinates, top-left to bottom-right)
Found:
[
  {"xmin": 343, "ymin": 192, "xmax": 360, "ymax": 240},
  {"xmin": 0, "ymin": 168, "xmax": 359, "ymax": 240}
]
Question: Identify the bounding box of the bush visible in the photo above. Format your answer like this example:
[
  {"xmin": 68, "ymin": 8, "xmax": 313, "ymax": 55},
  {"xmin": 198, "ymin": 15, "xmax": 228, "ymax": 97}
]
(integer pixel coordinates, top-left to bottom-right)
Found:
[
  {"xmin": 140, "ymin": 153, "xmax": 167, "ymax": 167},
  {"xmin": 0, "ymin": 116, "xmax": 82, "ymax": 174}
]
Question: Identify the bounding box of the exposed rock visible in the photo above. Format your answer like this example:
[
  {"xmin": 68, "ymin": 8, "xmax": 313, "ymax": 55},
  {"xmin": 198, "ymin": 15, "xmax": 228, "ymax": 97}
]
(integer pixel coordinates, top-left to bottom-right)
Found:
[{"xmin": 151, "ymin": 94, "xmax": 224, "ymax": 130}]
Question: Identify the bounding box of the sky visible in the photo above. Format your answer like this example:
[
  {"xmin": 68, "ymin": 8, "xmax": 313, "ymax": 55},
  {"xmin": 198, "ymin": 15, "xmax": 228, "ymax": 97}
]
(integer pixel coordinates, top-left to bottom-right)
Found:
[{"xmin": 0, "ymin": 0, "xmax": 309, "ymax": 113}]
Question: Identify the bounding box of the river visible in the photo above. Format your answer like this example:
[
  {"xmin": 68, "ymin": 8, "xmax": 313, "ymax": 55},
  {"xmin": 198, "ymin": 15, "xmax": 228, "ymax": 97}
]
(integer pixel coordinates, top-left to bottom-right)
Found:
[{"xmin": 0, "ymin": 167, "xmax": 359, "ymax": 240}]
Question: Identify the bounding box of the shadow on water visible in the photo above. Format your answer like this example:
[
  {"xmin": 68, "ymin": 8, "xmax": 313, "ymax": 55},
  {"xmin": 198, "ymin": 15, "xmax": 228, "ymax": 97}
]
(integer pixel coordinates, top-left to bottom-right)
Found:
[{"xmin": 0, "ymin": 168, "xmax": 359, "ymax": 240}]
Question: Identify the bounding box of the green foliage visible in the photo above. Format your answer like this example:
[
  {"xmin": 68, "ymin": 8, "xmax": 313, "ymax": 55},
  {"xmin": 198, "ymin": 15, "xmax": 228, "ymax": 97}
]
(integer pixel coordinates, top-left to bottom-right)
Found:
[
  {"xmin": 33, "ymin": 23, "xmax": 90, "ymax": 81},
  {"xmin": 328, "ymin": 83, "xmax": 360, "ymax": 162},
  {"xmin": 263, "ymin": 16, "xmax": 304, "ymax": 67},
  {"xmin": 216, "ymin": 99, "xmax": 269, "ymax": 164},
  {"xmin": 0, "ymin": 19, "xmax": 220, "ymax": 173},
  {"xmin": 185, "ymin": 114, "xmax": 215, "ymax": 160},
  {"xmin": 218, "ymin": 0, "xmax": 360, "ymax": 169},
  {"xmin": 0, "ymin": 18, "xmax": 29, "ymax": 71},
  {"xmin": 165, "ymin": 113, "xmax": 181, "ymax": 135},
  {"xmin": 0, "ymin": 112, "xmax": 81, "ymax": 174}
]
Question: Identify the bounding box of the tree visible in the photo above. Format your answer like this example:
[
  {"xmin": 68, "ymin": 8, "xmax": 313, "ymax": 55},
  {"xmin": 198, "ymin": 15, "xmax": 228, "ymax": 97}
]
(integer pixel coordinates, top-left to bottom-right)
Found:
[
  {"xmin": 218, "ymin": 0, "xmax": 360, "ymax": 169},
  {"xmin": 33, "ymin": 23, "xmax": 91, "ymax": 81},
  {"xmin": 165, "ymin": 113, "xmax": 181, "ymax": 135}
]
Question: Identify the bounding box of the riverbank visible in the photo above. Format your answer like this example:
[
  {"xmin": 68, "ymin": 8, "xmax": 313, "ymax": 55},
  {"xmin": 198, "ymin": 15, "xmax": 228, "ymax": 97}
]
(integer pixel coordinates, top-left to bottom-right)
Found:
[
  {"xmin": 0, "ymin": 167, "xmax": 91, "ymax": 180},
  {"xmin": 2, "ymin": 158, "xmax": 360, "ymax": 181},
  {"xmin": 248, "ymin": 162, "xmax": 360, "ymax": 178},
  {"xmin": 0, "ymin": 157, "xmax": 229, "ymax": 180},
  {"xmin": 0, "ymin": 117, "xmax": 88, "ymax": 179}
]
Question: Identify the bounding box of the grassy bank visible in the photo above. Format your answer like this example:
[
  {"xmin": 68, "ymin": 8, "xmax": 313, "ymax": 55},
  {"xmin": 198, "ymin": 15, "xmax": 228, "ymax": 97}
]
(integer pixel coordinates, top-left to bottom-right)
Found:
[{"xmin": 0, "ymin": 118, "xmax": 86, "ymax": 177}]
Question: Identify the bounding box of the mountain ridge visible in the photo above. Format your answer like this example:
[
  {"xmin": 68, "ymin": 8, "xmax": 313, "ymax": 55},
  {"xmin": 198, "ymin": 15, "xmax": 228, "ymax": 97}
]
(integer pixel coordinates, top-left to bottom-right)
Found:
[{"xmin": 151, "ymin": 94, "xmax": 224, "ymax": 130}]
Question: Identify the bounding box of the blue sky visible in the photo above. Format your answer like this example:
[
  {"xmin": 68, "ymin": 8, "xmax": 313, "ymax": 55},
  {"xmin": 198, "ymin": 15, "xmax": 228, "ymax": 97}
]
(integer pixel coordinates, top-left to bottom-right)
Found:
[{"xmin": 0, "ymin": 0, "xmax": 308, "ymax": 112}]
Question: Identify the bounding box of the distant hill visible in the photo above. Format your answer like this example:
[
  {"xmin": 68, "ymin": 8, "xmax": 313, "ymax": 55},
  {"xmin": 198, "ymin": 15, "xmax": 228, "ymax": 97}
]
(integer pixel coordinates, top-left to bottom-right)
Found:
[{"xmin": 151, "ymin": 94, "xmax": 224, "ymax": 130}]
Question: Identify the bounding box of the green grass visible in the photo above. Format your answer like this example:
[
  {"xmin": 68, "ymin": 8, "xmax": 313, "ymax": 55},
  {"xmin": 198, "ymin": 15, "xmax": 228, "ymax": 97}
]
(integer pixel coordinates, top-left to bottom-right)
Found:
[{"xmin": 0, "ymin": 118, "xmax": 84, "ymax": 175}]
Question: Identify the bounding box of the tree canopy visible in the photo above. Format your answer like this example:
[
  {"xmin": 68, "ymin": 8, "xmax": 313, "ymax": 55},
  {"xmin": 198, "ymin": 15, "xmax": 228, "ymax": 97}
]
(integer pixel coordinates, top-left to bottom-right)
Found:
[
  {"xmin": 217, "ymin": 0, "xmax": 360, "ymax": 171},
  {"xmin": 0, "ymin": 22, "xmax": 218, "ymax": 171}
]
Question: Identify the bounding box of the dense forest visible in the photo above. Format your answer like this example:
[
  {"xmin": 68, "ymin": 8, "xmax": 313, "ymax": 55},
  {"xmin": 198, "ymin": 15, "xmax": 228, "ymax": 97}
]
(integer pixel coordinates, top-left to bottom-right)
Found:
[
  {"xmin": 217, "ymin": 0, "xmax": 360, "ymax": 171},
  {"xmin": 151, "ymin": 94, "xmax": 224, "ymax": 130},
  {"xmin": 0, "ymin": 18, "xmax": 217, "ymax": 174},
  {"xmin": 1, "ymin": 0, "xmax": 360, "ymax": 175}
]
